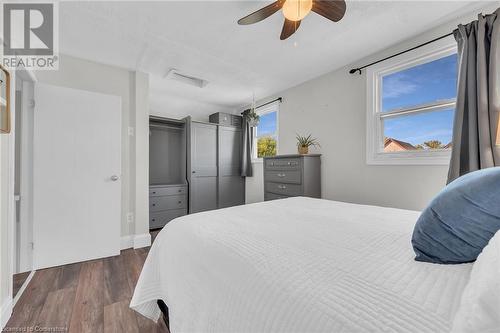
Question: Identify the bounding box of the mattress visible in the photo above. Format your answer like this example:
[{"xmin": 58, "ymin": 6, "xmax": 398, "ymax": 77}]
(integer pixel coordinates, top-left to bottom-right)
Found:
[{"xmin": 130, "ymin": 197, "xmax": 473, "ymax": 332}]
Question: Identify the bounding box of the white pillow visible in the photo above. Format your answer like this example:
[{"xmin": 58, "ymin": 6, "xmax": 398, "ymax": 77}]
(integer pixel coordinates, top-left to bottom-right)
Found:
[{"xmin": 451, "ymin": 230, "xmax": 500, "ymax": 333}]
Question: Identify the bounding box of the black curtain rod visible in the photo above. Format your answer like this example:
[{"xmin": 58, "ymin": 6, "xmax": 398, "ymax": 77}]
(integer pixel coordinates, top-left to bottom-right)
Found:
[
  {"xmin": 242, "ymin": 97, "xmax": 282, "ymax": 113},
  {"xmin": 257, "ymin": 97, "xmax": 282, "ymax": 109},
  {"xmin": 349, "ymin": 31, "xmax": 454, "ymax": 75}
]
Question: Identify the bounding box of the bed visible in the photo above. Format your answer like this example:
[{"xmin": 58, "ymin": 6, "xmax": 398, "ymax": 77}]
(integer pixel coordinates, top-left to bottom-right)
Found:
[{"xmin": 130, "ymin": 197, "xmax": 474, "ymax": 332}]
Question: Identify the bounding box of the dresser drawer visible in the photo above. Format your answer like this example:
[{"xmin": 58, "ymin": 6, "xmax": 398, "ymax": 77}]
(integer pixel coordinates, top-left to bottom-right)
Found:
[
  {"xmin": 149, "ymin": 185, "xmax": 187, "ymax": 197},
  {"xmin": 150, "ymin": 195, "xmax": 187, "ymax": 212},
  {"xmin": 264, "ymin": 192, "xmax": 290, "ymax": 201},
  {"xmin": 265, "ymin": 170, "xmax": 301, "ymax": 184},
  {"xmin": 265, "ymin": 158, "xmax": 301, "ymax": 170},
  {"xmin": 265, "ymin": 182, "xmax": 302, "ymax": 196},
  {"xmin": 150, "ymin": 208, "xmax": 187, "ymax": 229}
]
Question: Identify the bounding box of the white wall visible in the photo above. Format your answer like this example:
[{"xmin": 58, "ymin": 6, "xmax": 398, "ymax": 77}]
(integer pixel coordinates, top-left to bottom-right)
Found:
[
  {"xmin": 35, "ymin": 54, "xmax": 149, "ymax": 238},
  {"xmin": 131, "ymin": 72, "xmax": 150, "ymax": 244},
  {"xmin": 246, "ymin": 5, "xmax": 497, "ymax": 211}
]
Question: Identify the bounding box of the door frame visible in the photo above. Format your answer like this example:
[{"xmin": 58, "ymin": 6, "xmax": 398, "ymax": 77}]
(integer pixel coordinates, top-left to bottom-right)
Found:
[
  {"xmin": 16, "ymin": 71, "xmax": 36, "ymax": 275},
  {"xmin": 12, "ymin": 66, "xmax": 37, "ymax": 306}
]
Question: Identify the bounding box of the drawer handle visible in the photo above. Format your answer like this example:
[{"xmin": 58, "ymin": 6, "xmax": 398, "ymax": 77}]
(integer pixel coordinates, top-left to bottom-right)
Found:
[
  {"xmin": 178, "ymin": 201, "xmax": 182, "ymax": 204},
  {"xmin": 152, "ymin": 219, "xmax": 156, "ymax": 222},
  {"xmin": 152, "ymin": 191, "xmax": 156, "ymax": 194},
  {"xmin": 152, "ymin": 204, "xmax": 156, "ymax": 207},
  {"xmin": 178, "ymin": 189, "xmax": 182, "ymax": 192},
  {"xmin": 278, "ymin": 185, "xmax": 287, "ymax": 189},
  {"xmin": 277, "ymin": 173, "xmax": 286, "ymax": 177}
]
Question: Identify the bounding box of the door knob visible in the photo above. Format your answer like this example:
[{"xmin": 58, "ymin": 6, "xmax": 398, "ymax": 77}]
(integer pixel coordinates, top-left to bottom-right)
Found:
[{"xmin": 110, "ymin": 175, "xmax": 119, "ymax": 181}]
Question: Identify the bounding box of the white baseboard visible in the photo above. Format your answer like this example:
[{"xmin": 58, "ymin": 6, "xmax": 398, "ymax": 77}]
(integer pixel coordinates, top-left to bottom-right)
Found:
[
  {"xmin": 1, "ymin": 298, "xmax": 12, "ymax": 330},
  {"xmin": 121, "ymin": 233, "xmax": 151, "ymax": 250},
  {"xmin": 120, "ymin": 235, "xmax": 134, "ymax": 250},
  {"xmin": 133, "ymin": 233, "xmax": 151, "ymax": 249},
  {"xmin": 13, "ymin": 270, "xmax": 35, "ymax": 307}
]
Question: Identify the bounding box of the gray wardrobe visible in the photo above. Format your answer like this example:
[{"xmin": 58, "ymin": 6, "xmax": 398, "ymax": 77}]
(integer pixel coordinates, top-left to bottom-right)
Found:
[
  {"xmin": 186, "ymin": 115, "xmax": 245, "ymax": 214},
  {"xmin": 149, "ymin": 114, "xmax": 245, "ymax": 229}
]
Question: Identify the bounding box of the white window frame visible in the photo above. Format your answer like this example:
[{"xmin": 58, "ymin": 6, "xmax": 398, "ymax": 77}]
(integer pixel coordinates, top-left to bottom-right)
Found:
[
  {"xmin": 366, "ymin": 37, "xmax": 457, "ymax": 165},
  {"xmin": 252, "ymin": 100, "xmax": 280, "ymax": 162}
]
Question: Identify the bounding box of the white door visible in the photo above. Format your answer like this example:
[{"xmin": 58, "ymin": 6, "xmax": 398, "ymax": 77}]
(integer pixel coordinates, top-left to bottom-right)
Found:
[{"xmin": 33, "ymin": 83, "xmax": 121, "ymax": 269}]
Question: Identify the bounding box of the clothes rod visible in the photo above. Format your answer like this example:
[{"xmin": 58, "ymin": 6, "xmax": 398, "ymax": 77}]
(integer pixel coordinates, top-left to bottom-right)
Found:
[
  {"xmin": 348, "ymin": 32, "xmax": 454, "ymax": 75},
  {"xmin": 150, "ymin": 123, "xmax": 183, "ymax": 131}
]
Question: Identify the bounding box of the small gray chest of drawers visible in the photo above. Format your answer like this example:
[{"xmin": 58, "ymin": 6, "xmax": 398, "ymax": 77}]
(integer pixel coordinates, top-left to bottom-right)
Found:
[
  {"xmin": 264, "ymin": 154, "xmax": 321, "ymax": 201},
  {"xmin": 149, "ymin": 184, "xmax": 188, "ymax": 229}
]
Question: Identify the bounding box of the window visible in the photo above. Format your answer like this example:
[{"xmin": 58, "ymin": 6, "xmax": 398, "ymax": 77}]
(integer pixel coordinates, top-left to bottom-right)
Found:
[
  {"xmin": 254, "ymin": 102, "xmax": 279, "ymax": 159},
  {"xmin": 367, "ymin": 39, "xmax": 457, "ymax": 165}
]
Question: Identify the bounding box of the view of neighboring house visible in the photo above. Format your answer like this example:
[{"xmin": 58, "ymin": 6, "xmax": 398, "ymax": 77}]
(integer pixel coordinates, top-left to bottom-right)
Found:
[
  {"xmin": 384, "ymin": 137, "xmax": 452, "ymax": 152},
  {"xmin": 384, "ymin": 137, "xmax": 417, "ymax": 152}
]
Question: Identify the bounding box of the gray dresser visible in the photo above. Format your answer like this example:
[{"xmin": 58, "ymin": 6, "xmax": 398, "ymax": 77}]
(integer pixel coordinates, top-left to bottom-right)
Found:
[
  {"xmin": 264, "ymin": 154, "xmax": 321, "ymax": 201},
  {"xmin": 149, "ymin": 184, "xmax": 188, "ymax": 229}
]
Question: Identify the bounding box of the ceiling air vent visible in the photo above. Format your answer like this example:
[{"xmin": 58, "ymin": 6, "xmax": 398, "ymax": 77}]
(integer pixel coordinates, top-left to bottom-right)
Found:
[{"xmin": 164, "ymin": 69, "xmax": 208, "ymax": 88}]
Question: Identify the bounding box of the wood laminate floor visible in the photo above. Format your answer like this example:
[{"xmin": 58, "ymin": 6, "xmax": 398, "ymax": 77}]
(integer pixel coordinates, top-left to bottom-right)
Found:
[
  {"xmin": 13, "ymin": 271, "xmax": 31, "ymax": 298},
  {"xmin": 5, "ymin": 230, "xmax": 168, "ymax": 333}
]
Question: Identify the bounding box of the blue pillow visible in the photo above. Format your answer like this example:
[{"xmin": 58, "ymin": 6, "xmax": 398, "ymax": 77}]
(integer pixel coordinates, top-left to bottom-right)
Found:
[{"xmin": 412, "ymin": 167, "xmax": 500, "ymax": 264}]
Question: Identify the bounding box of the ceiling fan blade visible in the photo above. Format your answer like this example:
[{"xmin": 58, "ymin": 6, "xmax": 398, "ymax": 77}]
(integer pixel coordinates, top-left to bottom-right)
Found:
[
  {"xmin": 238, "ymin": 0, "xmax": 285, "ymax": 25},
  {"xmin": 312, "ymin": 0, "xmax": 346, "ymax": 22},
  {"xmin": 280, "ymin": 19, "xmax": 301, "ymax": 40}
]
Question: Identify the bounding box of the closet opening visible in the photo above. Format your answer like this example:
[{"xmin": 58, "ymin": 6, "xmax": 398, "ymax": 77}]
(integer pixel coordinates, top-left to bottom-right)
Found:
[{"xmin": 148, "ymin": 116, "xmax": 188, "ymax": 230}]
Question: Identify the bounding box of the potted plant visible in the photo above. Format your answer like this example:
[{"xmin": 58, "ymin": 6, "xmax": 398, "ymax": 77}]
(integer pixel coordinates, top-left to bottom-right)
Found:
[
  {"xmin": 246, "ymin": 108, "xmax": 260, "ymax": 127},
  {"xmin": 296, "ymin": 134, "xmax": 320, "ymax": 155}
]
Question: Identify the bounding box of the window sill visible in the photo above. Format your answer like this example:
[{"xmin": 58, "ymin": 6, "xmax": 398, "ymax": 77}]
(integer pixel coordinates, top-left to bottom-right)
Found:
[
  {"xmin": 251, "ymin": 159, "xmax": 264, "ymax": 164},
  {"xmin": 367, "ymin": 150, "xmax": 451, "ymax": 166}
]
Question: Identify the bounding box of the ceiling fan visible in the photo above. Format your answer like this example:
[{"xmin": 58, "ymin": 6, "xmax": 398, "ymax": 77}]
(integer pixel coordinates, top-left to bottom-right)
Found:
[{"xmin": 237, "ymin": 0, "xmax": 347, "ymax": 40}]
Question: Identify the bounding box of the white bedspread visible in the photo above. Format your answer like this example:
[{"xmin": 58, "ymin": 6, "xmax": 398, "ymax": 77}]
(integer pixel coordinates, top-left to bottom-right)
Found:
[{"xmin": 131, "ymin": 197, "xmax": 473, "ymax": 332}]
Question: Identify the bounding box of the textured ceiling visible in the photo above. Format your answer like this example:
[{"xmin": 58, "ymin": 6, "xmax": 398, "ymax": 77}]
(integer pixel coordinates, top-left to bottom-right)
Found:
[{"xmin": 58, "ymin": 1, "xmax": 493, "ymax": 120}]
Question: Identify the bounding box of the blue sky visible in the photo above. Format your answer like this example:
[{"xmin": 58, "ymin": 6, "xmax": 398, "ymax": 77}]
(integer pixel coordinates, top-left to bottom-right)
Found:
[
  {"xmin": 257, "ymin": 111, "xmax": 277, "ymax": 137},
  {"xmin": 382, "ymin": 53, "xmax": 457, "ymax": 145}
]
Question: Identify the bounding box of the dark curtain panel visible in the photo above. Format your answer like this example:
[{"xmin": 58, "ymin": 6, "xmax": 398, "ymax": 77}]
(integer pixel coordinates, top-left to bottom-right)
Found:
[
  {"xmin": 241, "ymin": 109, "xmax": 254, "ymax": 177},
  {"xmin": 447, "ymin": 8, "xmax": 500, "ymax": 183}
]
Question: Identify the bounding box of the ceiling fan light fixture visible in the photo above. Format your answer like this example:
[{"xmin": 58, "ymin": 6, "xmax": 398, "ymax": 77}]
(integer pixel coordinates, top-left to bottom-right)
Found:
[{"xmin": 282, "ymin": 0, "xmax": 313, "ymax": 22}]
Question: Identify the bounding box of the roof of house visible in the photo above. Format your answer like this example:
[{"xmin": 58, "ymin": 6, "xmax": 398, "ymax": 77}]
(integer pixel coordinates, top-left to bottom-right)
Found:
[{"xmin": 384, "ymin": 137, "xmax": 417, "ymax": 150}]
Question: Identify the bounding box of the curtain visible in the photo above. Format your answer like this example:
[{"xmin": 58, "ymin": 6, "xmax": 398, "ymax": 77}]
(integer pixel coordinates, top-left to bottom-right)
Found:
[
  {"xmin": 241, "ymin": 109, "xmax": 253, "ymax": 177},
  {"xmin": 447, "ymin": 8, "xmax": 500, "ymax": 183}
]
